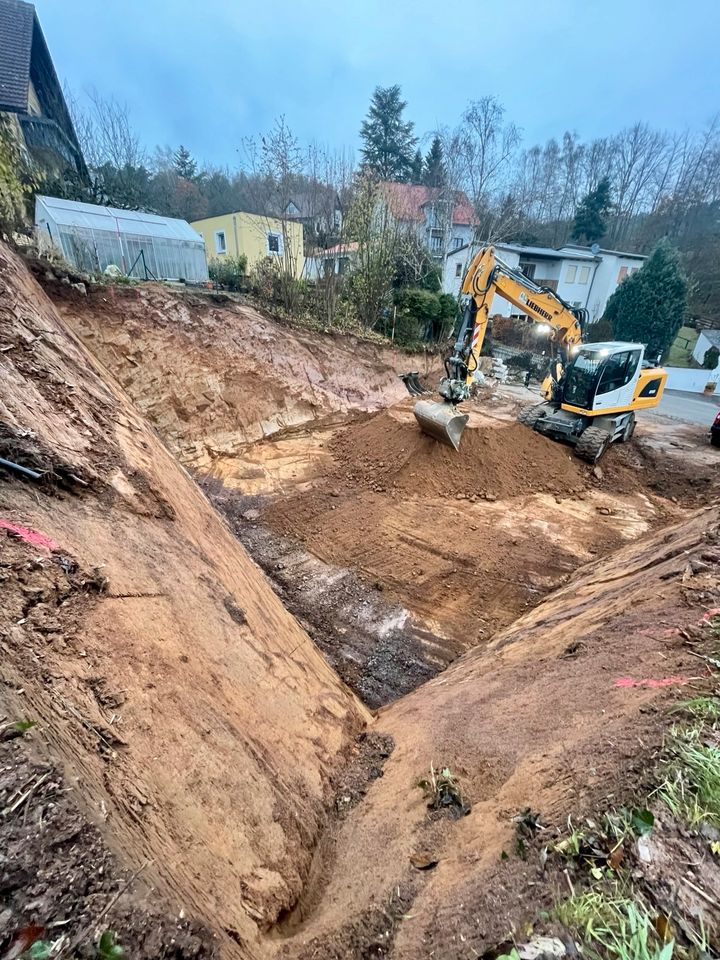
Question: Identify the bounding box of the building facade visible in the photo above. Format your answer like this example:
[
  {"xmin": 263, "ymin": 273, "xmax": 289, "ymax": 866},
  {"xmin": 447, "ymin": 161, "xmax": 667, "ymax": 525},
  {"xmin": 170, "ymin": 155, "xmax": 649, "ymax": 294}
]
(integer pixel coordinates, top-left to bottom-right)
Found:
[
  {"xmin": 191, "ymin": 211, "xmax": 305, "ymax": 279},
  {"xmin": 443, "ymin": 241, "xmax": 646, "ymax": 323},
  {"xmin": 0, "ymin": 0, "xmax": 86, "ymax": 180},
  {"xmin": 380, "ymin": 182, "xmax": 475, "ymax": 259}
]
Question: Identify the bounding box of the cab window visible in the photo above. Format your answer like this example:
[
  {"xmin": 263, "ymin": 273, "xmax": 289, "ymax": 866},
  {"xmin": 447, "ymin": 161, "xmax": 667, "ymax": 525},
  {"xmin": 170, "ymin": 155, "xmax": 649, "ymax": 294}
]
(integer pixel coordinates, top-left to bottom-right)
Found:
[{"xmin": 596, "ymin": 350, "xmax": 641, "ymax": 395}]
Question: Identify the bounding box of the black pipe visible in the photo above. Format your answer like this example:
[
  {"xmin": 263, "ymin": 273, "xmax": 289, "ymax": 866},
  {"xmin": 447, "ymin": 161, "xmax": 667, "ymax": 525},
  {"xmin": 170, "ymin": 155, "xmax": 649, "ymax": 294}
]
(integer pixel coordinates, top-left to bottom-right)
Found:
[{"xmin": 0, "ymin": 457, "xmax": 43, "ymax": 480}]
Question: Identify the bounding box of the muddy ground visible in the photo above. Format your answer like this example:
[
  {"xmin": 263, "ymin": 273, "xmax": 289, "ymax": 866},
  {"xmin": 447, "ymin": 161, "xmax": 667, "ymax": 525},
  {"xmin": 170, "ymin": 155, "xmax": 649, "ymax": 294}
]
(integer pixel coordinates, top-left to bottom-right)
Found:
[
  {"xmin": 202, "ymin": 398, "xmax": 716, "ymax": 708},
  {"xmin": 2, "ymin": 262, "xmax": 719, "ymax": 959}
]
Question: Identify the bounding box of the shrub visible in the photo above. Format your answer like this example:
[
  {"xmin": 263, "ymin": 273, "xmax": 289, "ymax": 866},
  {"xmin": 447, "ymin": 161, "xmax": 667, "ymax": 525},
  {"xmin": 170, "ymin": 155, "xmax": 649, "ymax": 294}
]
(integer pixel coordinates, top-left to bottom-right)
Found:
[
  {"xmin": 208, "ymin": 254, "xmax": 248, "ymax": 291},
  {"xmin": 585, "ymin": 317, "xmax": 614, "ymax": 343},
  {"xmin": 392, "ymin": 287, "xmax": 457, "ymax": 344},
  {"xmin": 703, "ymin": 346, "xmax": 719, "ymax": 370}
]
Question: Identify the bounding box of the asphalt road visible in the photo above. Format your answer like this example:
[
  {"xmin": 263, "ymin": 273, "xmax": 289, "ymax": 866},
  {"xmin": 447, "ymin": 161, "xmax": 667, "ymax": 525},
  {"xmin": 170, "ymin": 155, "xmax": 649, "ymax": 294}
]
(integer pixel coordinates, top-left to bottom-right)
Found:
[{"xmin": 651, "ymin": 389, "xmax": 720, "ymax": 425}]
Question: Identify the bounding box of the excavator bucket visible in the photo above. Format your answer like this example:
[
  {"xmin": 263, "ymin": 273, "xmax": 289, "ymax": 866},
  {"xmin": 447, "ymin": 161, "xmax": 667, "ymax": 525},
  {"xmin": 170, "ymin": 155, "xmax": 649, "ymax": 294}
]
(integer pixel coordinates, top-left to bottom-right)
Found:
[
  {"xmin": 413, "ymin": 399, "xmax": 469, "ymax": 451},
  {"xmin": 400, "ymin": 372, "xmax": 426, "ymax": 396}
]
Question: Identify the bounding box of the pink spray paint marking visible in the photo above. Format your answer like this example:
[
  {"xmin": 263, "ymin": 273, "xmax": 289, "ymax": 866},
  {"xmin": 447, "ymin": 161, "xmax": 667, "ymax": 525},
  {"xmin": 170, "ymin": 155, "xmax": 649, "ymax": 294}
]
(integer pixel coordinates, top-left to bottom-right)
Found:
[
  {"xmin": 614, "ymin": 676, "xmax": 693, "ymax": 689},
  {"xmin": 0, "ymin": 519, "xmax": 60, "ymax": 552}
]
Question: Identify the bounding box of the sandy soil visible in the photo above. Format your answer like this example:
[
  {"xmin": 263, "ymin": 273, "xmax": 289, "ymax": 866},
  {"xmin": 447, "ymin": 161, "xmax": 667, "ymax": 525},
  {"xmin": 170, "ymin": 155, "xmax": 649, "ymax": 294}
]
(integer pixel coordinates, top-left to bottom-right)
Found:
[{"xmin": 50, "ymin": 279, "xmax": 437, "ymax": 471}]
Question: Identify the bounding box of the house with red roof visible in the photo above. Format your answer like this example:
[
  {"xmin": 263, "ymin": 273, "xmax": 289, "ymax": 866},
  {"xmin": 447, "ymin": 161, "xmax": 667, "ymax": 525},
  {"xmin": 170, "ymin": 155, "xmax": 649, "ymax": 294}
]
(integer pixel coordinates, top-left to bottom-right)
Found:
[{"xmin": 379, "ymin": 182, "xmax": 476, "ymax": 259}]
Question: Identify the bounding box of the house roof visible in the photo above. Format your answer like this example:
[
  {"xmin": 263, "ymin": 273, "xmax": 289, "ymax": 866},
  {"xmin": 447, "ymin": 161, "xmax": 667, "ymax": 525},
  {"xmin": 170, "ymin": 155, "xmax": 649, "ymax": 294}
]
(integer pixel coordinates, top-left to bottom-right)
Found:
[
  {"xmin": 445, "ymin": 241, "xmax": 597, "ymax": 261},
  {"xmin": 284, "ymin": 187, "xmax": 340, "ymax": 219},
  {"xmin": 381, "ymin": 182, "xmax": 476, "ymax": 226},
  {"xmin": 36, "ymin": 195, "xmax": 205, "ymax": 245},
  {"xmin": 0, "ymin": 0, "xmax": 34, "ymax": 112},
  {"xmin": 699, "ymin": 330, "xmax": 720, "ymax": 350},
  {"xmin": 561, "ymin": 243, "xmax": 646, "ymax": 261},
  {"xmin": 315, "ymin": 241, "xmax": 358, "ymax": 257},
  {"xmin": 503, "ymin": 242, "xmax": 597, "ymax": 261}
]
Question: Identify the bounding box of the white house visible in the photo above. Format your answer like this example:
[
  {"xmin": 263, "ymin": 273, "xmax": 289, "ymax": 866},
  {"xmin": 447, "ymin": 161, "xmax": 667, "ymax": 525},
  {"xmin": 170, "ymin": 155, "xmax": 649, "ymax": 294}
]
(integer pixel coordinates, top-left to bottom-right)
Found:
[
  {"xmin": 381, "ymin": 182, "xmax": 475, "ymax": 259},
  {"xmin": 443, "ymin": 241, "xmax": 646, "ymax": 324},
  {"xmin": 692, "ymin": 329, "xmax": 720, "ymax": 368},
  {"xmin": 303, "ymin": 241, "xmax": 358, "ymax": 280}
]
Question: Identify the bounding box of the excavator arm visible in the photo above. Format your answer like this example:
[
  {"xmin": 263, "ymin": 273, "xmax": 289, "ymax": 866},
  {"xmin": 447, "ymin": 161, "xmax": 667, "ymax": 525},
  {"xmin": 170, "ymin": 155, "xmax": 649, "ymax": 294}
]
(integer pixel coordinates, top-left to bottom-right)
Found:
[{"xmin": 457, "ymin": 246, "xmax": 585, "ymax": 392}]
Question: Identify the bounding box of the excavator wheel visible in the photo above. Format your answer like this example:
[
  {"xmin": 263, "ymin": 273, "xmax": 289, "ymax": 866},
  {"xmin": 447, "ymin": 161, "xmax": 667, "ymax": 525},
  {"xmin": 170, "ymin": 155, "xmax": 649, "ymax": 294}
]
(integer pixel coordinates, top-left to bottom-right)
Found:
[
  {"xmin": 621, "ymin": 414, "xmax": 636, "ymax": 443},
  {"xmin": 517, "ymin": 403, "xmax": 548, "ymax": 429},
  {"xmin": 576, "ymin": 425, "xmax": 611, "ymax": 464}
]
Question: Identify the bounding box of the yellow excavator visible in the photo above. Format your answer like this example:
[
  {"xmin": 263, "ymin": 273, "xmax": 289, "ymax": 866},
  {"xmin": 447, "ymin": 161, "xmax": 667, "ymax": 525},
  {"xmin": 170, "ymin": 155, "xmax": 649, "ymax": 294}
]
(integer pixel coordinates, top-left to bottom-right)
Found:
[{"xmin": 409, "ymin": 246, "xmax": 667, "ymax": 463}]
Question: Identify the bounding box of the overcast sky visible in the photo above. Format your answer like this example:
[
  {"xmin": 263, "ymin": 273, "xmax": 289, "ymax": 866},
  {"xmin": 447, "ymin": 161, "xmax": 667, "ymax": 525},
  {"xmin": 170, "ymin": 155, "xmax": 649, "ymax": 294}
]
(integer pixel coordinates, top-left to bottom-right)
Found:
[{"xmin": 35, "ymin": 0, "xmax": 720, "ymax": 169}]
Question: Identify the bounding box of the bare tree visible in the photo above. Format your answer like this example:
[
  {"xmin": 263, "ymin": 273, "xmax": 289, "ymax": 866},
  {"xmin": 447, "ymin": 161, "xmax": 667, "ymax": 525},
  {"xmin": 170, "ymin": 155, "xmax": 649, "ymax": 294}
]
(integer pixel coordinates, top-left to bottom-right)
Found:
[
  {"xmin": 68, "ymin": 87, "xmax": 146, "ymax": 171},
  {"xmin": 345, "ymin": 171, "xmax": 401, "ymax": 330}
]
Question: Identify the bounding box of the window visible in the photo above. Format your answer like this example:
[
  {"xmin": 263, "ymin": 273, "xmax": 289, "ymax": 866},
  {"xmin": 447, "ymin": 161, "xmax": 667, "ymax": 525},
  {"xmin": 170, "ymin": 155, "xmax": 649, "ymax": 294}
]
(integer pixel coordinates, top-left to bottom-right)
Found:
[
  {"xmin": 597, "ymin": 349, "xmax": 641, "ymax": 395},
  {"xmin": 630, "ymin": 267, "xmax": 639, "ymax": 275},
  {"xmin": 430, "ymin": 229, "xmax": 443, "ymax": 253},
  {"xmin": 214, "ymin": 230, "xmax": 226, "ymax": 254},
  {"xmin": 267, "ymin": 232, "xmax": 281, "ymax": 254},
  {"xmin": 453, "ymin": 237, "xmax": 463, "ymax": 250},
  {"xmin": 617, "ymin": 266, "xmax": 628, "ymax": 283},
  {"xmin": 565, "ymin": 265, "xmax": 577, "ymax": 283},
  {"xmin": 455, "ymin": 262, "xmax": 463, "ymax": 278},
  {"xmin": 578, "ymin": 265, "xmax": 590, "ymax": 284},
  {"xmin": 521, "ymin": 262, "xmax": 536, "ymax": 280}
]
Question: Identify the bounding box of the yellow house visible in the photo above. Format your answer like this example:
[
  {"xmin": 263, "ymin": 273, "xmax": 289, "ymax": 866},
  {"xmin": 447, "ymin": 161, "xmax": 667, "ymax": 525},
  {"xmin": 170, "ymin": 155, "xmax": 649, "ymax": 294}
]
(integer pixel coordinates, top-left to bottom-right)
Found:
[{"xmin": 191, "ymin": 211, "xmax": 305, "ymax": 279}]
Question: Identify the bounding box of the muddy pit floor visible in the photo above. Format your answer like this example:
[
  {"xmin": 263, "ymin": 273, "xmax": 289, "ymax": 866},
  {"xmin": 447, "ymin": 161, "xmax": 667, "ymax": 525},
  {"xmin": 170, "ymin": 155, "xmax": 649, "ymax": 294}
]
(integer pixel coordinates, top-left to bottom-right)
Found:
[{"xmin": 202, "ymin": 396, "xmax": 718, "ymax": 709}]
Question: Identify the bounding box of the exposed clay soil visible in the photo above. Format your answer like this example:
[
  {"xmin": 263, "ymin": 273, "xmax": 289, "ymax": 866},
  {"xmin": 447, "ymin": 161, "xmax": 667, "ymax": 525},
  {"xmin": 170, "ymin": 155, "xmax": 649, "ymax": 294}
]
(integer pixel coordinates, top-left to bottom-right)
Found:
[
  {"xmin": 0, "ymin": 733, "xmax": 214, "ymax": 959},
  {"xmin": 48, "ymin": 277, "xmax": 436, "ymax": 471},
  {"xmin": 0, "ymin": 244, "xmax": 369, "ymax": 958}
]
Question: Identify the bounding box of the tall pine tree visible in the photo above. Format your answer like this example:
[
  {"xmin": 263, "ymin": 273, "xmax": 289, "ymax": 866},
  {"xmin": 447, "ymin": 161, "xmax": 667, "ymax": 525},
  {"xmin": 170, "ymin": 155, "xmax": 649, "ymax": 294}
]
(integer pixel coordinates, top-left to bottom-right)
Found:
[
  {"xmin": 173, "ymin": 145, "xmax": 198, "ymax": 181},
  {"xmin": 603, "ymin": 240, "xmax": 687, "ymax": 360},
  {"xmin": 571, "ymin": 178, "xmax": 612, "ymax": 244},
  {"xmin": 423, "ymin": 136, "xmax": 446, "ymax": 187},
  {"xmin": 359, "ymin": 85, "xmax": 417, "ymax": 181},
  {"xmin": 409, "ymin": 149, "xmax": 424, "ymax": 185}
]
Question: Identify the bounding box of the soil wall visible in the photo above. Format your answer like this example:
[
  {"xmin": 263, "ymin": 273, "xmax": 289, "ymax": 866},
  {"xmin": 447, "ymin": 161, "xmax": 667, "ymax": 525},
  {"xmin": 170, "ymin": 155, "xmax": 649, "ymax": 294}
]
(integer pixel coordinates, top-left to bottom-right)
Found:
[{"xmin": 0, "ymin": 245, "xmax": 368, "ymax": 958}]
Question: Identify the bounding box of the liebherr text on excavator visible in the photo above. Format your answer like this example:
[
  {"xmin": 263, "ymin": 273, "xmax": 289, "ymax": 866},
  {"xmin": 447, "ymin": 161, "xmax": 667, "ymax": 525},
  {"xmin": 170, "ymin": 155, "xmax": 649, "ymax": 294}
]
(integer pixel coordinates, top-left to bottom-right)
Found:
[{"xmin": 410, "ymin": 246, "xmax": 667, "ymax": 463}]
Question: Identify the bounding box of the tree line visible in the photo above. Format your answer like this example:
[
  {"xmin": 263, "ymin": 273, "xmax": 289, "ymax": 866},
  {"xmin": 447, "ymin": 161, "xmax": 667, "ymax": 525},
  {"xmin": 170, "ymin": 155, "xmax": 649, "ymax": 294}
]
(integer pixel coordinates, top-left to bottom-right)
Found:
[{"xmin": 45, "ymin": 84, "xmax": 719, "ymax": 322}]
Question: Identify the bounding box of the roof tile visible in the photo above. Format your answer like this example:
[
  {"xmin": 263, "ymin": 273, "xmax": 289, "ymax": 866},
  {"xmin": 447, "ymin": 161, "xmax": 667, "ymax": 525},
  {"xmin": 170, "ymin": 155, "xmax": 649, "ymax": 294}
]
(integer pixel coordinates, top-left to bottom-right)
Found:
[{"xmin": 0, "ymin": 0, "xmax": 33, "ymax": 113}]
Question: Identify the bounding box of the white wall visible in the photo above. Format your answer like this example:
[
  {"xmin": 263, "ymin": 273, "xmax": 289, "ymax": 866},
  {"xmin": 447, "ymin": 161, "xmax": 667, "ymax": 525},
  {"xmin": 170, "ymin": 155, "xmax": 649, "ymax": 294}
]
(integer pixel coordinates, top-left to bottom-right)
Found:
[
  {"xmin": 577, "ymin": 252, "xmax": 643, "ymax": 322},
  {"xmin": 441, "ymin": 245, "xmax": 523, "ymax": 316},
  {"xmin": 692, "ymin": 331, "xmax": 720, "ymax": 366},
  {"xmin": 665, "ymin": 366, "xmax": 720, "ymax": 394},
  {"xmin": 555, "ymin": 258, "xmax": 597, "ymax": 309}
]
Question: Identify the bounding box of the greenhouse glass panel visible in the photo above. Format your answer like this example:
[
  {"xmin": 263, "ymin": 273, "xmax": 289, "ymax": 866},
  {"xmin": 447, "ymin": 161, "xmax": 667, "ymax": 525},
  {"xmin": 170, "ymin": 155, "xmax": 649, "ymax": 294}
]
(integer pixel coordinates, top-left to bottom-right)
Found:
[{"xmin": 35, "ymin": 195, "xmax": 208, "ymax": 282}]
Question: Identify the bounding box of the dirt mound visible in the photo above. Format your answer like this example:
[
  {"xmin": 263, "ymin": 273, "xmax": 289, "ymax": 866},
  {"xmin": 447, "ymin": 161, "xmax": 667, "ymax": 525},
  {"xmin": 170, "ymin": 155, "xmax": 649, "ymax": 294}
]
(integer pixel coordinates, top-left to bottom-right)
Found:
[{"xmin": 329, "ymin": 409, "xmax": 586, "ymax": 499}]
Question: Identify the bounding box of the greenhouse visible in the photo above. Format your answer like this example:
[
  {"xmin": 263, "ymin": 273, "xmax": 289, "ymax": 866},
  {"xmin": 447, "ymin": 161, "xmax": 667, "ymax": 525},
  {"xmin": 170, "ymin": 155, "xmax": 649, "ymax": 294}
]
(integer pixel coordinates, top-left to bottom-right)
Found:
[{"xmin": 35, "ymin": 195, "xmax": 208, "ymax": 283}]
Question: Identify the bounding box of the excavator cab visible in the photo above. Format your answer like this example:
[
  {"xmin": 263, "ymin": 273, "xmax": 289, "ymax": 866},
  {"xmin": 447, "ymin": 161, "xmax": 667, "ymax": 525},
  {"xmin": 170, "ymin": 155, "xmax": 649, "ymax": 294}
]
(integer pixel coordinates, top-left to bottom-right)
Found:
[{"xmin": 520, "ymin": 342, "xmax": 668, "ymax": 461}]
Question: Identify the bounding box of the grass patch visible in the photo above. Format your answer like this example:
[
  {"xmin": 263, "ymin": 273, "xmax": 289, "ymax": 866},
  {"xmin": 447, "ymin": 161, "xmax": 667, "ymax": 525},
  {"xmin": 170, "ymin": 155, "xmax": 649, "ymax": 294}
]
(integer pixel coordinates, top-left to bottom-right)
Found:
[
  {"xmin": 557, "ymin": 889, "xmax": 673, "ymax": 960},
  {"xmin": 667, "ymin": 326, "xmax": 699, "ymax": 368},
  {"xmin": 656, "ymin": 683, "xmax": 720, "ymax": 829},
  {"xmin": 657, "ymin": 727, "xmax": 720, "ymax": 829}
]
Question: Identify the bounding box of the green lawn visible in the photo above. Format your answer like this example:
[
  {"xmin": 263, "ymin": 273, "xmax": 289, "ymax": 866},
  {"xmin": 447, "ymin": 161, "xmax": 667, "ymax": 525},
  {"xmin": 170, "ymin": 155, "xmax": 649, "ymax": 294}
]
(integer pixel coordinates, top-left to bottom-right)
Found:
[{"xmin": 667, "ymin": 325, "xmax": 699, "ymax": 367}]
